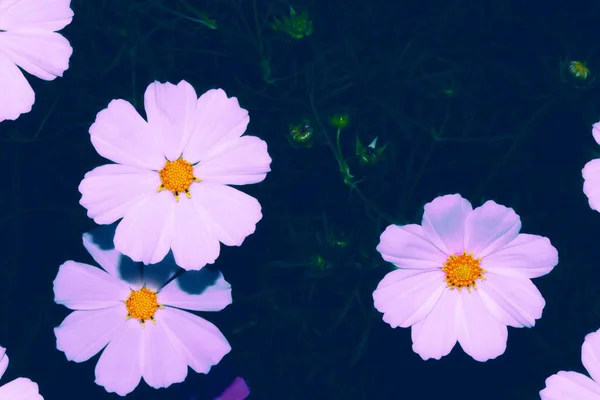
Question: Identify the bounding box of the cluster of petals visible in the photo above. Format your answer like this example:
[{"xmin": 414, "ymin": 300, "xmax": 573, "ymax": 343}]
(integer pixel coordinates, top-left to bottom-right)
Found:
[
  {"xmin": 53, "ymin": 232, "xmax": 233, "ymax": 396},
  {"xmin": 0, "ymin": 346, "xmax": 43, "ymax": 400},
  {"xmin": 0, "ymin": 0, "xmax": 73, "ymax": 122},
  {"xmin": 583, "ymin": 122, "xmax": 600, "ymax": 212},
  {"xmin": 540, "ymin": 328, "xmax": 600, "ymax": 399},
  {"xmin": 373, "ymin": 194, "xmax": 558, "ymax": 362},
  {"xmin": 79, "ymin": 80, "xmax": 272, "ymax": 271}
]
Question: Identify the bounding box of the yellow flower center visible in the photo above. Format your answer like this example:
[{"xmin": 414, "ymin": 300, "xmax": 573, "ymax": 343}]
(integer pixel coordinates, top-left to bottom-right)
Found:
[
  {"xmin": 124, "ymin": 287, "xmax": 163, "ymax": 325},
  {"xmin": 442, "ymin": 251, "xmax": 486, "ymax": 292},
  {"xmin": 157, "ymin": 157, "xmax": 200, "ymax": 201}
]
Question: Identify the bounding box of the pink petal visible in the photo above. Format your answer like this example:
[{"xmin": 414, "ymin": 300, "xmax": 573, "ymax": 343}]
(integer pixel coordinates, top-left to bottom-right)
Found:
[
  {"xmin": 455, "ymin": 291, "xmax": 508, "ymax": 362},
  {"xmin": 422, "ymin": 194, "xmax": 472, "ymax": 255},
  {"xmin": 89, "ymin": 99, "xmax": 164, "ymax": 169},
  {"xmin": 54, "ymin": 307, "xmax": 125, "ymax": 363},
  {"xmin": 53, "ymin": 261, "xmax": 129, "ymax": 310},
  {"xmin": 0, "ymin": 30, "xmax": 71, "ymax": 80},
  {"xmin": 583, "ymin": 159, "xmax": 600, "ymax": 212},
  {"xmin": 159, "ymin": 270, "xmax": 232, "ymax": 311},
  {"xmin": 583, "ymin": 329, "xmax": 600, "ymax": 385},
  {"xmin": 0, "ymin": 0, "xmax": 73, "ymax": 31},
  {"xmin": 482, "ymin": 233, "xmax": 558, "ymax": 278},
  {"xmin": 169, "ymin": 195, "xmax": 221, "ymax": 270},
  {"xmin": 411, "ymin": 288, "xmax": 459, "ymax": 360},
  {"xmin": 373, "ymin": 269, "xmax": 445, "ymax": 328},
  {"xmin": 593, "ymin": 122, "xmax": 600, "ymax": 146},
  {"xmin": 82, "ymin": 232, "xmax": 121, "ymax": 279},
  {"xmin": 159, "ymin": 308, "xmax": 231, "ymax": 374},
  {"xmin": 0, "ymin": 378, "xmax": 43, "ymax": 400},
  {"xmin": 194, "ymin": 136, "xmax": 271, "ymax": 186},
  {"xmin": 144, "ymin": 80, "xmax": 198, "ymax": 161},
  {"xmin": 477, "ymin": 272, "xmax": 545, "ymax": 328},
  {"xmin": 0, "ymin": 347, "xmax": 7, "ymax": 380},
  {"xmin": 191, "ymin": 182, "xmax": 262, "ymax": 247},
  {"xmin": 464, "ymin": 200, "xmax": 521, "ymax": 258},
  {"xmin": 376, "ymin": 224, "xmax": 446, "ymax": 269},
  {"xmin": 540, "ymin": 371, "xmax": 600, "ymax": 399},
  {"xmin": 78, "ymin": 164, "xmax": 158, "ymax": 225},
  {"xmin": 215, "ymin": 377, "xmax": 251, "ymax": 400},
  {"xmin": 94, "ymin": 319, "xmax": 144, "ymax": 396},
  {"xmin": 141, "ymin": 321, "xmax": 188, "ymax": 389},
  {"xmin": 113, "ymin": 190, "xmax": 175, "ymax": 265},
  {"xmin": 183, "ymin": 89, "xmax": 249, "ymax": 164},
  {"xmin": 0, "ymin": 54, "xmax": 33, "ymax": 122}
]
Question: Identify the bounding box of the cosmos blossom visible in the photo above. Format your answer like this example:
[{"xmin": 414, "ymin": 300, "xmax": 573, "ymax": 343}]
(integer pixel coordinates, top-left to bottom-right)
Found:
[
  {"xmin": 373, "ymin": 194, "xmax": 558, "ymax": 362},
  {"xmin": 540, "ymin": 328, "xmax": 600, "ymax": 399},
  {"xmin": 0, "ymin": 0, "xmax": 73, "ymax": 123},
  {"xmin": 79, "ymin": 80, "xmax": 271, "ymax": 271},
  {"xmin": 0, "ymin": 346, "xmax": 43, "ymax": 400},
  {"xmin": 582, "ymin": 122, "xmax": 600, "ymax": 212},
  {"xmin": 53, "ymin": 232, "xmax": 233, "ymax": 396}
]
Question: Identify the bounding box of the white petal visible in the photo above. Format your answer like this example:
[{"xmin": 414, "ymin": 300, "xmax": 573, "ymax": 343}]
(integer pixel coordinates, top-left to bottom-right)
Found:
[
  {"xmin": 159, "ymin": 308, "xmax": 231, "ymax": 374},
  {"xmin": 78, "ymin": 164, "xmax": 159, "ymax": 225},
  {"xmin": 421, "ymin": 194, "xmax": 472, "ymax": 255},
  {"xmin": 94, "ymin": 319, "xmax": 144, "ymax": 396},
  {"xmin": 53, "ymin": 261, "xmax": 128, "ymax": 310},
  {"xmin": 140, "ymin": 320, "xmax": 188, "ymax": 389},
  {"xmin": 159, "ymin": 269, "xmax": 232, "ymax": 311},
  {"xmin": 0, "ymin": 0, "xmax": 73, "ymax": 31},
  {"xmin": 0, "ymin": 54, "xmax": 33, "ymax": 122},
  {"xmin": 113, "ymin": 190, "xmax": 175, "ymax": 265},
  {"xmin": 89, "ymin": 99, "xmax": 164, "ymax": 169},
  {"xmin": 144, "ymin": 80, "xmax": 198, "ymax": 160},
  {"xmin": 464, "ymin": 200, "xmax": 521, "ymax": 258},
  {"xmin": 169, "ymin": 194, "xmax": 220, "ymax": 271},
  {"xmin": 373, "ymin": 269, "xmax": 445, "ymax": 328},
  {"xmin": 0, "ymin": 348, "xmax": 7, "ymax": 381},
  {"xmin": 0, "ymin": 378, "xmax": 43, "ymax": 400},
  {"xmin": 183, "ymin": 89, "xmax": 249, "ymax": 164},
  {"xmin": 455, "ymin": 290, "xmax": 508, "ymax": 362},
  {"xmin": 411, "ymin": 288, "xmax": 459, "ymax": 360},
  {"xmin": 0, "ymin": 30, "xmax": 71, "ymax": 80},
  {"xmin": 55, "ymin": 307, "xmax": 126, "ymax": 363}
]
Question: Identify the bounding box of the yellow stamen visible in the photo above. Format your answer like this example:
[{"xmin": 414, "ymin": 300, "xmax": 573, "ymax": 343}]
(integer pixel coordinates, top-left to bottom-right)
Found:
[
  {"xmin": 124, "ymin": 287, "xmax": 163, "ymax": 326},
  {"xmin": 157, "ymin": 157, "xmax": 201, "ymax": 201},
  {"xmin": 442, "ymin": 251, "xmax": 486, "ymax": 292}
]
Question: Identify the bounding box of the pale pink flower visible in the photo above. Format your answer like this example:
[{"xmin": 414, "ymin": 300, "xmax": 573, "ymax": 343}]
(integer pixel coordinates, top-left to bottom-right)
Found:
[
  {"xmin": 582, "ymin": 122, "xmax": 600, "ymax": 212},
  {"xmin": 54, "ymin": 232, "xmax": 233, "ymax": 396},
  {"xmin": 78, "ymin": 80, "xmax": 272, "ymax": 271},
  {"xmin": 540, "ymin": 328, "xmax": 600, "ymax": 399},
  {"xmin": 0, "ymin": 0, "xmax": 73, "ymax": 123},
  {"xmin": 0, "ymin": 346, "xmax": 43, "ymax": 400},
  {"xmin": 373, "ymin": 194, "xmax": 558, "ymax": 362}
]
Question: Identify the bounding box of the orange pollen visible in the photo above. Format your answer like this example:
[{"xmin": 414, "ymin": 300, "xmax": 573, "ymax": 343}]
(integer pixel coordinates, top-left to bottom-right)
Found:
[
  {"xmin": 124, "ymin": 287, "xmax": 163, "ymax": 325},
  {"xmin": 442, "ymin": 251, "xmax": 486, "ymax": 292},
  {"xmin": 157, "ymin": 157, "xmax": 200, "ymax": 201}
]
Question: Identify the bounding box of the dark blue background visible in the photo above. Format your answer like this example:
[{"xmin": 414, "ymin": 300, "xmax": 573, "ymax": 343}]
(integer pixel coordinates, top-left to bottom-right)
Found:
[{"xmin": 1, "ymin": 0, "xmax": 599, "ymax": 398}]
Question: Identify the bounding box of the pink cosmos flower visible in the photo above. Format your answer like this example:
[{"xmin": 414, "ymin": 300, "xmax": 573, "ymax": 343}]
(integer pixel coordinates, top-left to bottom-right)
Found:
[
  {"xmin": 0, "ymin": 0, "xmax": 73, "ymax": 123},
  {"xmin": 583, "ymin": 122, "xmax": 600, "ymax": 212},
  {"xmin": 0, "ymin": 346, "xmax": 43, "ymax": 399},
  {"xmin": 540, "ymin": 328, "xmax": 600, "ymax": 399},
  {"xmin": 373, "ymin": 194, "xmax": 558, "ymax": 362},
  {"xmin": 53, "ymin": 232, "xmax": 233, "ymax": 396},
  {"xmin": 78, "ymin": 80, "xmax": 271, "ymax": 271}
]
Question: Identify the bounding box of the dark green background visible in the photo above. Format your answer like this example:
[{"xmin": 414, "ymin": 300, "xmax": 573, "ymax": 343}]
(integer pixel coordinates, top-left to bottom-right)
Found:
[{"xmin": 1, "ymin": 0, "xmax": 599, "ymax": 398}]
